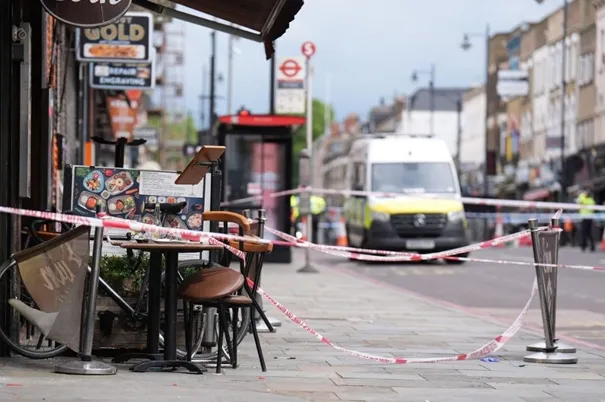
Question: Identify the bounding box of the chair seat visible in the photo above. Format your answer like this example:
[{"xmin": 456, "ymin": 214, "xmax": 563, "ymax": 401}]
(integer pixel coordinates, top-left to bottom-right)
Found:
[
  {"xmin": 227, "ymin": 238, "xmax": 273, "ymax": 253},
  {"xmin": 222, "ymin": 295, "xmax": 253, "ymax": 305},
  {"xmin": 179, "ymin": 267, "xmax": 244, "ymax": 301}
]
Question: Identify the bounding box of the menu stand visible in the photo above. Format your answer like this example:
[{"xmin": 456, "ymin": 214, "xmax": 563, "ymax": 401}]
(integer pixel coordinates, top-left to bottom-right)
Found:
[
  {"xmin": 91, "ymin": 136, "xmax": 146, "ymax": 168},
  {"xmin": 176, "ymin": 145, "xmax": 226, "ymax": 357}
]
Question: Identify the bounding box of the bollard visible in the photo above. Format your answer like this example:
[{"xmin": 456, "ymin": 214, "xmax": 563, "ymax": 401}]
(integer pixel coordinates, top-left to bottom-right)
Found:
[
  {"xmin": 523, "ymin": 218, "xmax": 577, "ymax": 364},
  {"xmin": 56, "ymin": 205, "xmax": 117, "ymax": 375}
]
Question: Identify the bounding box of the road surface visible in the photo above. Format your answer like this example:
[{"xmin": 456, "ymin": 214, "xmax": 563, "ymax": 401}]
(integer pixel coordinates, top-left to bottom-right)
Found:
[{"xmin": 317, "ymin": 246, "xmax": 605, "ymax": 348}]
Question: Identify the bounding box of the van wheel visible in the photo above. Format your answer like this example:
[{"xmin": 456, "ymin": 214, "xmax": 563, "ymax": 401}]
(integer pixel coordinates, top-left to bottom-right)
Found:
[{"xmin": 445, "ymin": 252, "xmax": 468, "ymax": 265}]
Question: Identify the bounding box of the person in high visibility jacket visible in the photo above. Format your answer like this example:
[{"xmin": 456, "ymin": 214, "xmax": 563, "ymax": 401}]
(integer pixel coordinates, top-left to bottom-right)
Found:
[
  {"xmin": 290, "ymin": 195, "xmax": 327, "ymax": 241},
  {"xmin": 576, "ymin": 189, "xmax": 596, "ymax": 252}
]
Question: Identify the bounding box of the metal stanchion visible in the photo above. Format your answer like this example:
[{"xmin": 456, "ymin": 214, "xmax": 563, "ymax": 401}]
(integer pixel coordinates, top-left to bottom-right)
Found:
[
  {"xmin": 524, "ymin": 217, "xmax": 577, "ymax": 364},
  {"xmin": 251, "ymin": 209, "xmax": 281, "ymax": 332},
  {"xmin": 297, "ymin": 149, "xmax": 318, "ymax": 273},
  {"xmin": 56, "ymin": 205, "xmax": 117, "ymax": 375}
]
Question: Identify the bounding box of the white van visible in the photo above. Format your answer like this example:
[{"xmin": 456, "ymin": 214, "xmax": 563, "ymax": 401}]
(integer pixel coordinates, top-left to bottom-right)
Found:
[{"xmin": 343, "ymin": 134, "xmax": 469, "ymax": 262}]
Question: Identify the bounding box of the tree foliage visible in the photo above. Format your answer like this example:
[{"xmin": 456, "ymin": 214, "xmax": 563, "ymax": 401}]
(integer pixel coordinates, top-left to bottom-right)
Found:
[{"xmin": 291, "ymin": 98, "xmax": 335, "ymax": 187}]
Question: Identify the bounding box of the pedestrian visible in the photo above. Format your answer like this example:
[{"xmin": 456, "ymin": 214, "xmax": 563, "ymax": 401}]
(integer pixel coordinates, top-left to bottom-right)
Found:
[{"xmin": 576, "ymin": 188, "xmax": 596, "ymax": 252}]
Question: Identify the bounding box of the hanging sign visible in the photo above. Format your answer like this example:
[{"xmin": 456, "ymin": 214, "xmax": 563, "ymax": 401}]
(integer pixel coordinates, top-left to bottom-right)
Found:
[
  {"xmin": 76, "ymin": 12, "xmax": 152, "ymax": 63},
  {"xmin": 106, "ymin": 96, "xmax": 137, "ymax": 142},
  {"xmin": 40, "ymin": 0, "xmax": 132, "ymax": 28}
]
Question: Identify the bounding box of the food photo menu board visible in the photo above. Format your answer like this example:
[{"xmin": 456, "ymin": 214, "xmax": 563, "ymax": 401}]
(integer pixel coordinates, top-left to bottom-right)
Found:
[{"xmin": 63, "ymin": 165, "xmax": 211, "ymax": 237}]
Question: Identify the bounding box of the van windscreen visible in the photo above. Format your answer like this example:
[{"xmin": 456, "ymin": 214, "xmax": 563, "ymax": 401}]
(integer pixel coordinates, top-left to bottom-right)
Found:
[{"xmin": 371, "ymin": 162, "xmax": 456, "ymax": 194}]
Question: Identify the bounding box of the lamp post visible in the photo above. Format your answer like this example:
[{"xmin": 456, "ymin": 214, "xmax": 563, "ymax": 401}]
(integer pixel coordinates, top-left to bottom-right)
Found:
[
  {"xmin": 461, "ymin": 24, "xmax": 490, "ymax": 197},
  {"xmin": 534, "ymin": 0, "xmax": 568, "ymax": 200},
  {"xmin": 411, "ymin": 64, "xmax": 435, "ymax": 135}
]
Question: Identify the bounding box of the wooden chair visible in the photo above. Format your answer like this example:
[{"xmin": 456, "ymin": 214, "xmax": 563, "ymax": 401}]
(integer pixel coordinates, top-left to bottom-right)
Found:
[{"xmin": 179, "ymin": 210, "xmax": 273, "ymax": 373}]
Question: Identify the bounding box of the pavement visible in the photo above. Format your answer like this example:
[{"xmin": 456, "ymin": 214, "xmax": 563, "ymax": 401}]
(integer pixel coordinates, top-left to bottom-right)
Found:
[
  {"xmin": 3, "ymin": 248, "xmax": 605, "ymax": 401},
  {"xmin": 340, "ymin": 246, "xmax": 605, "ymax": 349}
]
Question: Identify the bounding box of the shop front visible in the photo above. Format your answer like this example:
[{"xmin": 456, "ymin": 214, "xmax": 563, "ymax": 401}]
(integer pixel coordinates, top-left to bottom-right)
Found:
[{"xmin": 0, "ymin": 0, "xmax": 305, "ymax": 356}]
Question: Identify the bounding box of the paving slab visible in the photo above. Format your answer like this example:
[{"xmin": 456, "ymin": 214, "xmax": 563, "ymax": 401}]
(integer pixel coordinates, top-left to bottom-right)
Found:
[{"xmin": 3, "ymin": 249, "xmax": 605, "ymax": 401}]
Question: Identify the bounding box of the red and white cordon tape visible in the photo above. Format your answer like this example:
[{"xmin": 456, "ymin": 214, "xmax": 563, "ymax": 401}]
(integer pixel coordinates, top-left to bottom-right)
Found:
[
  {"xmin": 250, "ymin": 276, "xmax": 537, "ymax": 364},
  {"xmin": 0, "ymin": 205, "xmax": 566, "ymax": 364},
  {"xmin": 223, "ymin": 186, "xmax": 605, "ymax": 212},
  {"xmin": 264, "ymin": 226, "xmax": 543, "ymax": 263},
  {"xmin": 0, "ymin": 206, "xmax": 270, "ymax": 246},
  {"xmin": 213, "ymin": 231, "xmax": 540, "ymax": 363}
]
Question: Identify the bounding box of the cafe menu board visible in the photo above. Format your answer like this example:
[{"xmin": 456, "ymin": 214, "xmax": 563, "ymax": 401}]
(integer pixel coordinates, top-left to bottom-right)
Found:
[
  {"xmin": 76, "ymin": 12, "xmax": 152, "ymax": 63},
  {"xmin": 65, "ymin": 165, "xmax": 209, "ymax": 232}
]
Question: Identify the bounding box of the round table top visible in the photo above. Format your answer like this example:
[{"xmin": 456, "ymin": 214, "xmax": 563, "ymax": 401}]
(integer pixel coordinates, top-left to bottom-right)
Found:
[{"xmin": 119, "ymin": 241, "xmax": 225, "ymax": 253}]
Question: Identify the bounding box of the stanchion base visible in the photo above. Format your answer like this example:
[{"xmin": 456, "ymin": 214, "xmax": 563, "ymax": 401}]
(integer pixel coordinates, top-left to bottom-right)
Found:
[
  {"xmin": 256, "ymin": 320, "xmax": 274, "ymax": 333},
  {"xmin": 526, "ymin": 340, "xmax": 576, "ymax": 353},
  {"xmin": 55, "ymin": 360, "xmax": 117, "ymax": 375},
  {"xmin": 297, "ymin": 264, "xmax": 319, "ymax": 273},
  {"xmin": 523, "ymin": 352, "xmax": 578, "ymax": 364},
  {"xmin": 266, "ymin": 315, "xmax": 282, "ymax": 327}
]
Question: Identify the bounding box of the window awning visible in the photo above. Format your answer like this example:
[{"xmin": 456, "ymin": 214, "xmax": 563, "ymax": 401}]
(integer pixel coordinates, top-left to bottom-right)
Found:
[{"xmin": 132, "ymin": 0, "xmax": 304, "ymax": 59}]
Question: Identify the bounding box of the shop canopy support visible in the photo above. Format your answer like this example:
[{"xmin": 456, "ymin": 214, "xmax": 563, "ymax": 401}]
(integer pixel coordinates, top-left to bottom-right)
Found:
[{"xmin": 132, "ymin": 0, "xmax": 285, "ymax": 44}]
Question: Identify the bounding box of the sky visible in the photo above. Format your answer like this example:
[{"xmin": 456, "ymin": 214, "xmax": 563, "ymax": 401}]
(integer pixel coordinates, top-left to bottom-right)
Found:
[{"xmin": 177, "ymin": 0, "xmax": 562, "ymax": 128}]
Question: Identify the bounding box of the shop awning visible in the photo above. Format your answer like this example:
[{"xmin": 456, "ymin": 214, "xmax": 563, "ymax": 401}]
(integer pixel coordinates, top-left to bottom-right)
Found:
[{"xmin": 132, "ymin": 0, "xmax": 304, "ymax": 59}]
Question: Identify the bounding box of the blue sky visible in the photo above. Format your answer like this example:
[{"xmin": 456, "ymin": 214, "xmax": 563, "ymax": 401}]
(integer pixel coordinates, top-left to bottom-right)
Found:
[{"xmin": 179, "ymin": 0, "xmax": 562, "ymax": 128}]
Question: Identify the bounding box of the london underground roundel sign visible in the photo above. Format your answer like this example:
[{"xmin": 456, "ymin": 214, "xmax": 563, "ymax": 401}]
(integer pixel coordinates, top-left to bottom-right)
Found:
[{"xmin": 40, "ymin": 0, "xmax": 132, "ymax": 28}]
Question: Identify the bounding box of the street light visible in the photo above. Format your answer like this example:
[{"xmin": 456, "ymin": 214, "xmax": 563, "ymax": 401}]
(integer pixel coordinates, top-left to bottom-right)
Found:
[
  {"xmin": 410, "ymin": 64, "xmax": 435, "ymax": 135},
  {"xmin": 461, "ymin": 24, "xmax": 490, "ymax": 198},
  {"xmin": 534, "ymin": 0, "xmax": 568, "ymax": 201}
]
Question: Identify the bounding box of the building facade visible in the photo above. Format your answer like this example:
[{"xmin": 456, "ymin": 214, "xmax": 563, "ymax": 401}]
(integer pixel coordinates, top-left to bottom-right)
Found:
[
  {"xmin": 460, "ymin": 86, "xmax": 486, "ymax": 167},
  {"xmin": 399, "ymin": 87, "xmax": 466, "ymax": 158}
]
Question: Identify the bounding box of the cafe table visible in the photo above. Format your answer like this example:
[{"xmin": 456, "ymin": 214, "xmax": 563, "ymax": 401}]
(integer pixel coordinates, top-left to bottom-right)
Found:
[{"xmin": 118, "ymin": 241, "xmax": 225, "ymax": 374}]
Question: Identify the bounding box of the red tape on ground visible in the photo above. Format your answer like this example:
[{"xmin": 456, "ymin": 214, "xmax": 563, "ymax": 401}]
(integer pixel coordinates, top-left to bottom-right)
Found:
[{"xmin": 248, "ymin": 277, "xmax": 537, "ymax": 364}]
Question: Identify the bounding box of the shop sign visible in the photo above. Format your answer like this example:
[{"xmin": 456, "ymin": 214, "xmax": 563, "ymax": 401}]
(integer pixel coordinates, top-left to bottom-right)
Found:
[
  {"xmin": 89, "ymin": 60, "xmax": 155, "ymax": 90},
  {"xmin": 40, "ymin": 0, "xmax": 131, "ymax": 28},
  {"xmin": 106, "ymin": 96, "xmax": 137, "ymax": 142},
  {"xmin": 76, "ymin": 12, "xmax": 152, "ymax": 63}
]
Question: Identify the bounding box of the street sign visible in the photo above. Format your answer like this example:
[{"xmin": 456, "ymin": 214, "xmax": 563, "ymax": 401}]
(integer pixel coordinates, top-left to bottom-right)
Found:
[
  {"xmin": 279, "ymin": 59, "xmax": 302, "ymax": 78},
  {"xmin": 497, "ymin": 69, "xmax": 529, "ymax": 98},
  {"xmin": 301, "ymin": 41, "xmax": 316, "ymax": 59},
  {"xmin": 275, "ymin": 56, "xmax": 306, "ymax": 115}
]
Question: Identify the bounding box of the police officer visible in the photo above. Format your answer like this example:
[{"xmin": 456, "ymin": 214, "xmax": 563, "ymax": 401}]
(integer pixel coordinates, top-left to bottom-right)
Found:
[
  {"xmin": 577, "ymin": 188, "xmax": 596, "ymax": 252},
  {"xmin": 310, "ymin": 195, "xmax": 327, "ymax": 242},
  {"xmin": 290, "ymin": 194, "xmax": 326, "ymax": 242}
]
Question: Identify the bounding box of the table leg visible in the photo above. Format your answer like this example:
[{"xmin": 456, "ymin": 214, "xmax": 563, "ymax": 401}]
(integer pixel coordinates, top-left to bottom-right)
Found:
[
  {"xmin": 147, "ymin": 251, "xmax": 162, "ymax": 354},
  {"xmin": 115, "ymin": 251, "xmax": 163, "ymax": 364},
  {"xmin": 163, "ymin": 251, "xmax": 178, "ymax": 361},
  {"xmin": 131, "ymin": 251, "xmax": 205, "ymax": 374}
]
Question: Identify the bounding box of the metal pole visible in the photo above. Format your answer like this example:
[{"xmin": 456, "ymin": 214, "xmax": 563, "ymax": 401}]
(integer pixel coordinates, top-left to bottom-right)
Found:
[
  {"xmin": 209, "ymin": 31, "xmax": 216, "ymax": 130},
  {"xmin": 298, "ymin": 59, "xmax": 318, "ymax": 273},
  {"xmin": 456, "ymin": 98, "xmax": 462, "ymax": 170},
  {"xmin": 560, "ymin": 0, "xmax": 568, "ymax": 202},
  {"xmin": 55, "ymin": 205, "xmax": 117, "ymax": 375},
  {"xmin": 429, "ymin": 63, "xmax": 435, "ymax": 136},
  {"xmin": 483, "ymin": 24, "xmax": 490, "ymax": 198},
  {"xmin": 227, "ymin": 35, "xmax": 233, "ymax": 116},
  {"xmin": 269, "ymin": 43, "xmax": 276, "ymax": 115}
]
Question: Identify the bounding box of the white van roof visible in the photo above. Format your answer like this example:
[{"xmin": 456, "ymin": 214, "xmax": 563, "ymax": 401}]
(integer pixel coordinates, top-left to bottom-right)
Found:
[{"xmin": 353, "ymin": 135, "xmax": 453, "ymax": 164}]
